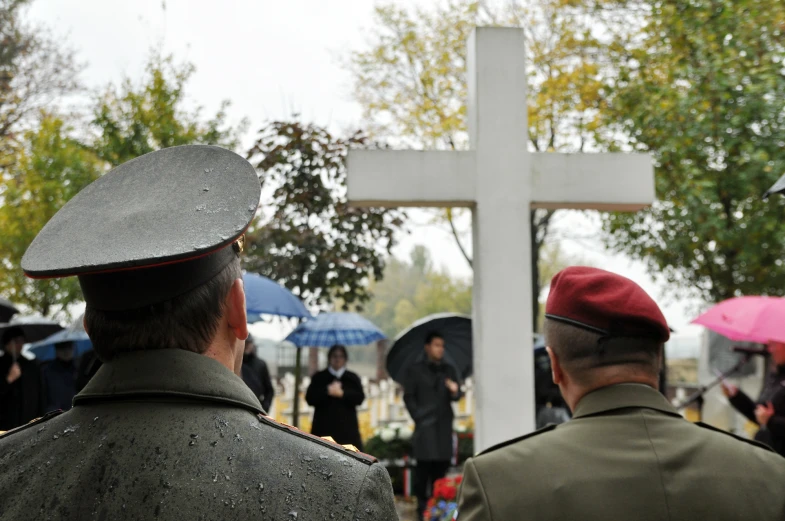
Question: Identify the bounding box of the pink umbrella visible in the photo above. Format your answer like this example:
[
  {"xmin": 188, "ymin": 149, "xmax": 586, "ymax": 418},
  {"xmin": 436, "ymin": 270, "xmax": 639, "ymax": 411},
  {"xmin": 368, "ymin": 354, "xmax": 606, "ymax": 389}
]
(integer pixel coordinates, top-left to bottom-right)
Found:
[{"xmin": 692, "ymin": 296, "xmax": 785, "ymax": 343}]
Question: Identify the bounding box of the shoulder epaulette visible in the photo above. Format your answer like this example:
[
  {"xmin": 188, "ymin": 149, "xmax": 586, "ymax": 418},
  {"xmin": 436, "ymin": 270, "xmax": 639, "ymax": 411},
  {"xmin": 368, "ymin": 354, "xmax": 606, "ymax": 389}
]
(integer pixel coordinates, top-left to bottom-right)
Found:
[
  {"xmin": 255, "ymin": 414, "xmax": 378, "ymax": 465},
  {"xmin": 695, "ymin": 421, "xmax": 775, "ymax": 452},
  {"xmin": 476, "ymin": 424, "xmax": 557, "ymax": 457},
  {"xmin": 0, "ymin": 410, "xmax": 64, "ymax": 440}
]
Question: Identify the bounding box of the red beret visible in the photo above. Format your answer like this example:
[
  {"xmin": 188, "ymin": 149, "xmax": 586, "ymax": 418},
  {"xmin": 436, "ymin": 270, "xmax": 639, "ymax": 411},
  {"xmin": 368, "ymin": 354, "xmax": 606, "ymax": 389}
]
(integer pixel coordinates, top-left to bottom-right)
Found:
[{"xmin": 545, "ymin": 266, "xmax": 670, "ymax": 342}]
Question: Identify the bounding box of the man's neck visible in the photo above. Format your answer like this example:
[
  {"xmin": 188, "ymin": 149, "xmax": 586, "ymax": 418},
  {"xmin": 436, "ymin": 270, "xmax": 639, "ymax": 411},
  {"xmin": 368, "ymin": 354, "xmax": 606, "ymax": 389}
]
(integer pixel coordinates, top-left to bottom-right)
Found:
[{"xmin": 567, "ymin": 375, "xmax": 658, "ymax": 412}]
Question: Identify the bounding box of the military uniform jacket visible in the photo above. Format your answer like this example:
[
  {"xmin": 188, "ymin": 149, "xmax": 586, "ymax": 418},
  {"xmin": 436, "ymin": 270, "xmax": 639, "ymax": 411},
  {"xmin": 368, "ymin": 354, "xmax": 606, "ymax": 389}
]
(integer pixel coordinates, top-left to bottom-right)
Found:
[
  {"xmin": 458, "ymin": 384, "xmax": 785, "ymax": 521},
  {"xmin": 0, "ymin": 349, "xmax": 397, "ymax": 521}
]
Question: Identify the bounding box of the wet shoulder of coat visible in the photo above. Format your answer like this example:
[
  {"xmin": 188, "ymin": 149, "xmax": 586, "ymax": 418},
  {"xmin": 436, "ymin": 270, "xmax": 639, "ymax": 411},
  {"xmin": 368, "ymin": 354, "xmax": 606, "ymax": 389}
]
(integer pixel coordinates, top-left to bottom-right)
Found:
[
  {"xmin": 0, "ymin": 409, "xmax": 64, "ymax": 439},
  {"xmin": 255, "ymin": 413, "xmax": 374, "ymax": 462},
  {"xmin": 470, "ymin": 423, "xmax": 558, "ymax": 464},
  {"xmin": 0, "ymin": 402, "xmax": 398, "ymax": 520}
]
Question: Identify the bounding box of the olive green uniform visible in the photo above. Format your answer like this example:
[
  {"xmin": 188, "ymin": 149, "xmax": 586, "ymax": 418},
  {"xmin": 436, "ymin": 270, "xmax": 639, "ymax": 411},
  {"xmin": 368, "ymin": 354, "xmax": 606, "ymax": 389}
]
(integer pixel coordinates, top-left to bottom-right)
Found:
[
  {"xmin": 0, "ymin": 349, "xmax": 396, "ymax": 521},
  {"xmin": 458, "ymin": 384, "xmax": 785, "ymax": 521}
]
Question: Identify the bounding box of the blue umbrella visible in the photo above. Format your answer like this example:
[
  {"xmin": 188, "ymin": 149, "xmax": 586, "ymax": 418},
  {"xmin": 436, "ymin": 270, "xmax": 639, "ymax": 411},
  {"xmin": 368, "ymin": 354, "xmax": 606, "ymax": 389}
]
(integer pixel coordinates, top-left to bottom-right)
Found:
[
  {"xmin": 285, "ymin": 312, "xmax": 385, "ymax": 347},
  {"xmin": 27, "ymin": 328, "xmax": 92, "ymax": 362},
  {"xmin": 243, "ymin": 272, "xmax": 311, "ymax": 321}
]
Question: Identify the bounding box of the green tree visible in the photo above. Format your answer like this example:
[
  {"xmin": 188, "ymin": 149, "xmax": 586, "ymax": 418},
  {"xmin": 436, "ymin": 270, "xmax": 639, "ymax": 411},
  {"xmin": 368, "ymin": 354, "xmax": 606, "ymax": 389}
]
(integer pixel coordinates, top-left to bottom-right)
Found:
[
  {"xmin": 0, "ymin": 53, "xmax": 248, "ymax": 317},
  {"xmin": 598, "ymin": 0, "xmax": 785, "ymax": 302},
  {"xmin": 0, "ymin": 115, "xmax": 102, "ymax": 317},
  {"xmin": 0, "ymin": 0, "xmax": 81, "ymax": 150},
  {"xmin": 244, "ymin": 120, "xmax": 405, "ymax": 310},
  {"xmin": 91, "ymin": 54, "xmax": 244, "ymax": 167},
  {"xmin": 360, "ymin": 245, "xmax": 472, "ymax": 338},
  {"xmin": 346, "ymin": 0, "xmax": 609, "ymax": 330}
]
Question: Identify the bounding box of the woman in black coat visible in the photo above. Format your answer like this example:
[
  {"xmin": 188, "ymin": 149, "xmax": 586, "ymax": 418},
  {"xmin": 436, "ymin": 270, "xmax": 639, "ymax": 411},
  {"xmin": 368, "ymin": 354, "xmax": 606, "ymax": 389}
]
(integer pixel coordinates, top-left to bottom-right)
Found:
[{"xmin": 305, "ymin": 345, "xmax": 365, "ymax": 450}]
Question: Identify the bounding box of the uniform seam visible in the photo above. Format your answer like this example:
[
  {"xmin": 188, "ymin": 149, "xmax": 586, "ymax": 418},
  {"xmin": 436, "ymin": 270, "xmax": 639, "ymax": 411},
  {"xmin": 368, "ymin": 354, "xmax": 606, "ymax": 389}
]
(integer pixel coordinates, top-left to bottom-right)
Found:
[
  {"xmin": 470, "ymin": 460, "xmax": 495, "ymax": 521},
  {"xmin": 640, "ymin": 411, "xmax": 673, "ymax": 521},
  {"xmin": 351, "ymin": 464, "xmax": 373, "ymax": 518}
]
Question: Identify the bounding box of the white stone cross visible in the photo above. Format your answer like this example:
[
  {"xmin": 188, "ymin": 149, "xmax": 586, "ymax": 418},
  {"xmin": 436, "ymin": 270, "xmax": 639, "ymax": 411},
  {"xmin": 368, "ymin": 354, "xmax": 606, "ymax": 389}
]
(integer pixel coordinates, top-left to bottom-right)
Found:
[{"xmin": 347, "ymin": 27, "xmax": 654, "ymax": 453}]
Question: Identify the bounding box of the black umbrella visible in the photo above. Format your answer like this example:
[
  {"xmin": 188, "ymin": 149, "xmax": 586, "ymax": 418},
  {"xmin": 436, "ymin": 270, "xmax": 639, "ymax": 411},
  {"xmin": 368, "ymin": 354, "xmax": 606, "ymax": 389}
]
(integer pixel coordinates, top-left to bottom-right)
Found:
[
  {"xmin": 763, "ymin": 172, "xmax": 785, "ymax": 199},
  {"xmin": 386, "ymin": 313, "xmax": 472, "ymax": 384},
  {"xmin": 0, "ymin": 316, "xmax": 64, "ymax": 344},
  {"xmin": 0, "ymin": 298, "xmax": 19, "ymax": 323}
]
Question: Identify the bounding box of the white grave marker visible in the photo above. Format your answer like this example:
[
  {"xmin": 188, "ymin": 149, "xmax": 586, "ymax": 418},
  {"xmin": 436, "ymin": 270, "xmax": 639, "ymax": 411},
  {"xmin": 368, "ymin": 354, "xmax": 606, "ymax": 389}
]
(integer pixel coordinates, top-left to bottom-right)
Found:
[{"xmin": 347, "ymin": 27, "xmax": 654, "ymax": 452}]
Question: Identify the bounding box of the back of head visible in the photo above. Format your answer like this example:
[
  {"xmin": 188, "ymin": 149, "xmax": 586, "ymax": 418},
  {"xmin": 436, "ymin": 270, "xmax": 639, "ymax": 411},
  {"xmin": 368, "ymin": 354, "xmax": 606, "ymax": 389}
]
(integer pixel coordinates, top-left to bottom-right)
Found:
[
  {"xmin": 84, "ymin": 258, "xmax": 241, "ymax": 360},
  {"xmin": 544, "ymin": 266, "xmax": 670, "ymax": 388}
]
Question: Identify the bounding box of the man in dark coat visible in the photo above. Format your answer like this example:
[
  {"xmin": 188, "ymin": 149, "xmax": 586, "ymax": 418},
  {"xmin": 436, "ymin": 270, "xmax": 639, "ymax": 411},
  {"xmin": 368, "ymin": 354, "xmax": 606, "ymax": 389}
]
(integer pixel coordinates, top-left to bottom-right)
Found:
[
  {"xmin": 457, "ymin": 267, "xmax": 785, "ymax": 521},
  {"xmin": 723, "ymin": 341, "xmax": 785, "ymax": 456},
  {"xmin": 241, "ymin": 336, "xmax": 275, "ymax": 412},
  {"xmin": 403, "ymin": 331, "xmax": 462, "ymax": 520},
  {"xmin": 306, "ymin": 344, "xmax": 365, "ymax": 449},
  {"xmin": 0, "ymin": 326, "xmax": 44, "ymax": 431},
  {"xmin": 40, "ymin": 341, "xmax": 78, "ymax": 413},
  {"xmin": 0, "ymin": 145, "xmax": 397, "ymax": 521}
]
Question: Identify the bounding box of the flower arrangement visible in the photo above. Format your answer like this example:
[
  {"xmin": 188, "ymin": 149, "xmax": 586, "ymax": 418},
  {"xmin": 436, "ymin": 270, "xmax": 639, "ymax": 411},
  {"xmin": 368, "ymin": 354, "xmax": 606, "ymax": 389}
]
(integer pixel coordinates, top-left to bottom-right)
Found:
[
  {"xmin": 424, "ymin": 476, "xmax": 462, "ymax": 520},
  {"xmin": 363, "ymin": 423, "xmax": 414, "ymax": 495},
  {"xmin": 364, "ymin": 422, "xmax": 413, "ymax": 460}
]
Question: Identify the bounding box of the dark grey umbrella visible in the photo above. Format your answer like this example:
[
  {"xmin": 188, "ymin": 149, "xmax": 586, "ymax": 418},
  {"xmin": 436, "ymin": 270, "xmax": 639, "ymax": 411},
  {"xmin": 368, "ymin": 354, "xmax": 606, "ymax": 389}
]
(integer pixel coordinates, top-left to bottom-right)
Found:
[
  {"xmin": 386, "ymin": 313, "xmax": 472, "ymax": 384},
  {"xmin": 763, "ymin": 172, "xmax": 785, "ymax": 199},
  {"xmin": 0, "ymin": 316, "xmax": 64, "ymax": 344},
  {"xmin": 0, "ymin": 298, "xmax": 19, "ymax": 323}
]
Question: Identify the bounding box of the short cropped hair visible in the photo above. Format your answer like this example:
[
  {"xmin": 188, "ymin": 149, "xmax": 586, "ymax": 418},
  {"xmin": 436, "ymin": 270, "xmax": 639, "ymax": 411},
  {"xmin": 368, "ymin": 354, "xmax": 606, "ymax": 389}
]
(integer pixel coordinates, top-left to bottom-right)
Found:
[
  {"xmin": 543, "ymin": 318, "xmax": 662, "ymax": 383},
  {"xmin": 424, "ymin": 331, "xmax": 443, "ymax": 346},
  {"xmin": 85, "ymin": 258, "xmax": 241, "ymax": 361}
]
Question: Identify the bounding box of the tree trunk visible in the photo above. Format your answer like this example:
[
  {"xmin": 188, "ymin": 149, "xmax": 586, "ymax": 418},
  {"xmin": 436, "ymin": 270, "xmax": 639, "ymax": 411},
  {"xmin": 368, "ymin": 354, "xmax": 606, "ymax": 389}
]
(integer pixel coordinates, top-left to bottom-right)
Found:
[
  {"xmin": 531, "ymin": 210, "xmax": 542, "ymax": 333},
  {"xmin": 376, "ymin": 339, "xmax": 389, "ymax": 381}
]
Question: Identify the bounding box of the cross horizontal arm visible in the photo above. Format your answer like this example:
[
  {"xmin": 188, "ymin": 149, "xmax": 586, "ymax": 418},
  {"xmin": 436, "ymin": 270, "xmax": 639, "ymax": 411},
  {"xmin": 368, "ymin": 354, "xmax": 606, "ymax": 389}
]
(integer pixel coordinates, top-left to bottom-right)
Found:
[
  {"xmin": 530, "ymin": 153, "xmax": 655, "ymax": 211},
  {"xmin": 346, "ymin": 150, "xmax": 475, "ymax": 208}
]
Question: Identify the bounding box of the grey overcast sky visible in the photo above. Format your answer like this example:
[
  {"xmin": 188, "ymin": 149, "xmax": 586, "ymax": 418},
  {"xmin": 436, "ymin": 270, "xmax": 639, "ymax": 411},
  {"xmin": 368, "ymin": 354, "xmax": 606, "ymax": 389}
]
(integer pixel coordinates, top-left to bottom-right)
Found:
[{"xmin": 27, "ymin": 0, "xmax": 706, "ymax": 342}]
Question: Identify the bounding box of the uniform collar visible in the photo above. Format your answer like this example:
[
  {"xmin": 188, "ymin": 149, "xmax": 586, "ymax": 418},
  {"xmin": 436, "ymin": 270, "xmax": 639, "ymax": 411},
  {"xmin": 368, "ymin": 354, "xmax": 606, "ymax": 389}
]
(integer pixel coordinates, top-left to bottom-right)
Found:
[
  {"xmin": 74, "ymin": 349, "xmax": 263, "ymax": 414},
  {"xmin": 572, "ymin": 383, "xmax": 679, "ymax": 419}
]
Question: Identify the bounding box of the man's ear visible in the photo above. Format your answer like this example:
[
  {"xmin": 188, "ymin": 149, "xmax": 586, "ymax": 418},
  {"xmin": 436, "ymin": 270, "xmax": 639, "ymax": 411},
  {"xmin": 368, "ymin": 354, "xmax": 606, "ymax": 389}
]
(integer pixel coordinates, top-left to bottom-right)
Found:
[
  {"xmin": 225, "ymin": 278, "xmax": 249, "ymax": 342},
  {"xmin": 546, "ymin": 346, "xmax": 563, "ymax": 385}
]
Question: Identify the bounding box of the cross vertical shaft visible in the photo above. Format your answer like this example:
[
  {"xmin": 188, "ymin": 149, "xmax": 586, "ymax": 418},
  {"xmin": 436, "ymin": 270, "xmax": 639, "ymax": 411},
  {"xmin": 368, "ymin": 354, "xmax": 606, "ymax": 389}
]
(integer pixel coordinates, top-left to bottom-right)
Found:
[{"xmin": 468, "ymin": 28, "xmax": 535, "ymax": 451}]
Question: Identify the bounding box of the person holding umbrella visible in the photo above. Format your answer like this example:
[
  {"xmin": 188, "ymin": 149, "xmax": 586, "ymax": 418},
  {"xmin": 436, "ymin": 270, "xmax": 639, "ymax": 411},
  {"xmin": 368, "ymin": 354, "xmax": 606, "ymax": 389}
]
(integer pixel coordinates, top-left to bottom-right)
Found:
[
  {"xmin": 0, "ymin": 326, "xmax": 44, "ymax": 431},
  {"xmin": 305, "ymin": 344, "xmax": 365, "ymax": 450},
  {"xmin": 721, "ymin": 340, "xmax": 785, "ymax": 456},
  {"xmin": 404, "ymin": 330, "xmax": 463, "ymax": 521}
]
